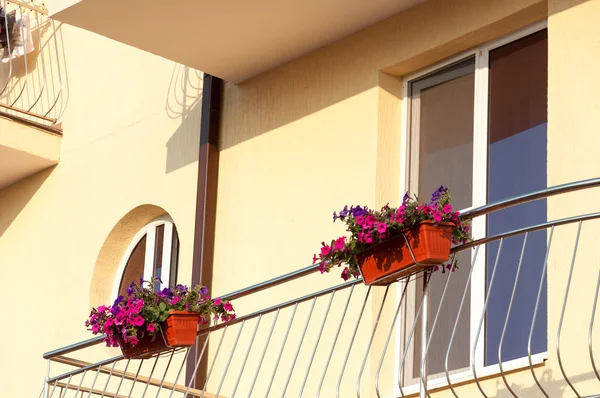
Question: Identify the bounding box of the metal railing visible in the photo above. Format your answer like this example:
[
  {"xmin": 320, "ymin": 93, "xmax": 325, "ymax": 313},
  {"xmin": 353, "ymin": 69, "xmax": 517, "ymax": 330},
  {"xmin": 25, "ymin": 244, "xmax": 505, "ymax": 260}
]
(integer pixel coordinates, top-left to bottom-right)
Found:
[
  {"xmin": 42, "ymin": 177, "xmax": 600, "ymax": 397},
  {"xmin": 0, "ymin": 0, "xmax": 63, "ymax": 130}
]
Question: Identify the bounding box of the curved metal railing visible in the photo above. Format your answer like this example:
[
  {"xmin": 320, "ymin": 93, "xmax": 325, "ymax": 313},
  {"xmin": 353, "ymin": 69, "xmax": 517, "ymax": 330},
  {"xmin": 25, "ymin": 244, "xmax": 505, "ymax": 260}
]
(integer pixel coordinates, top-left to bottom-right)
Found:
[
  {"xmin": 0, "ymin": 0, "xmax": 63, "ymax": 130},
  {"xmin": 41, "ymin": 177, "xmax": 600, "ymax": 397}
]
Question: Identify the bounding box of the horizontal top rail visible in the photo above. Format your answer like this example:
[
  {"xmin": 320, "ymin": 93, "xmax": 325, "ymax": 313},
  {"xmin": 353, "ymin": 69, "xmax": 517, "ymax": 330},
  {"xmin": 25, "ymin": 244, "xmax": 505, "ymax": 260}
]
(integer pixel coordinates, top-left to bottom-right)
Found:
[
  {"xmin": 6, "ymin": 0, "xmax": 48, "ymax": 15},
  {"xmin": 42, "ymin": 177, "xmax": 600, "ymax": 360}
]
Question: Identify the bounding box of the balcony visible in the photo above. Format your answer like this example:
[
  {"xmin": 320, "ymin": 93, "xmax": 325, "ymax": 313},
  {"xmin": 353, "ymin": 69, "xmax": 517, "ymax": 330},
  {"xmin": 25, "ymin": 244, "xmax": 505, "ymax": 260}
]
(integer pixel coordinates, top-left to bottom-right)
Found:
[
  {"xmin": 50, "ymin": 0, "xmax": 425, "ymax": 83},
  {"xmin": 0, "ymin": 2, "xmax": 64, "ymax": 189},
  {"xmin": 41, "ymin": 179, "xmax": 600, "ymax": 397}
]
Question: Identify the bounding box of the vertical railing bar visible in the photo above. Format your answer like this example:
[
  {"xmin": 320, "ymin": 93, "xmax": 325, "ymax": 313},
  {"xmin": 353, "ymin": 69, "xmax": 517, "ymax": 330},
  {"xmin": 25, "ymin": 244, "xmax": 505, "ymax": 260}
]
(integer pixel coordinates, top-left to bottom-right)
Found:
[
  {"xmin": 527, "ymin": 227, "xmax": 553, "ymax": 398},
  {"xmin": 44, "ymin": 359, "xmax": 51, "ymax": 398},
  {"xmin": 336, "ymin": 287, "xmax": 371, "ymax": 398},
  {"xmin": 280, "ymin": 297, "xmax": 317, "ymax": 398},
  {"xmin": 181, "ymin": 334, "xmax": 211, "ymax": 398},
  {"xmin": 420, "ymin": 273, "xmax": 429, "ymax": 398},
  {"xmin": 318, "ymin": 285, "xmax": 355, "ymax": 398},
  {"xmin": 232, "ymin": 315, "xmax": 263, "ymax": 398},
  {"xmin": 140, "ymin": 355, "xmax": 160, "ymax": 398},
  {"xmin": 167, "ymin": 347, "xmax": 191, "ymax": 398},
  {"xmin": 375, "ymin": 278, "xmax": 411, "ymax": 398},
  {"xmin": 250, "ymin": 309, "xmax": 282, "ymax": 397},
  {"xmin": 589, "ymin": 268, "xmax": 600, "ymax": 382},
  {"xmin": 99, "ymin": 360, "xmax": 118, "ymax": 398},
  {"xmin": 261, "ymin": 307, "xmax": 293, "ymax": 397},
  {"xmin": 557, "ymin": 221, "xmax": 583, "ymax": 398},
  {"xmin": 498, "ymin": 233, "xmax": 529, "ymax": 398},
  {"xmin": 58, "ymin": 375, "xmax": 72, "ymax": 398},
  {"xmin": 9, "ymin": 7, "xmax": 28, "ymax": 108},
  {"xmin": 472, "ymin": 238, "xmax": 504, "ymax": 398},
  {"xmin": 398, "ymin": 275, "xmax": 432, "ymax": 398},
  {"xmin": 0, "ymin": 0, "xmax": 14, "ymax": 98},
  {"xmin": 356, "ymin": 285, "xmax": 391, "ymax": 398},
  {"xmin": 85, "ymin": 365, "xmax": 102, "ymax": 398},
  {"xmin": 72, "ymin": 370, "xmax": 87, "ymax": 398},
  {"xmin": 43, "ymin": 18, "xmax": 62, "ymax": 118},
  {"xmin": 48, "ymin": 380, "xmax": 58, "ymax": 398},
  {"xmin": 444, "ymin": 245, "xmax": 481, "ymax": 398},
  {"xmin": 215, "ymin": 321, "xmax": 246, "ymax": 398},
  {"xmin": 298, "ymin": 291, "xmax": 336, "ymax": 398},
  {"xmin": 27, "ymin": 10, "xmax": 46, "ymax": 112},
  {"xmin": 127, "ymin": 360, "xmax": 145, "ymax": 398},
  {"xmin": 155, "ymin": 349, "xmax": 176, "ymax": 397},
  {"xmin": 198, "ymin": 326, "xmax": 229, "ymax": 398},
  {"xmin": 113, "ymin": 359, "xmax": 131, "ymax": 397},
  {"xmin": 421, "ymin": 256, "xmax": 458, "ymax": 397}
]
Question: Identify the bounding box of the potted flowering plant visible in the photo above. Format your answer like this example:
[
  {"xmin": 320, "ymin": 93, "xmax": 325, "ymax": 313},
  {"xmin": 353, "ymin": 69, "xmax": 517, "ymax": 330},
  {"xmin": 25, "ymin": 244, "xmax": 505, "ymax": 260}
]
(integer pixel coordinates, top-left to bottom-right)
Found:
[
  {"xmin": 86, "ymin": 279, "xmax": 235, "ymax": 359},
  {"xmin": 314, "ymin": 186, "xmax": 471, "ymax": 285}
]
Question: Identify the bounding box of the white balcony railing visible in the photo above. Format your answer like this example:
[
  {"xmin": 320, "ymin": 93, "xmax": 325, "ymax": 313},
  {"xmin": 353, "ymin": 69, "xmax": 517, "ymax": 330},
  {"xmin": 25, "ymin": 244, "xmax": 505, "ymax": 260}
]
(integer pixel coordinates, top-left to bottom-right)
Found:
[
  {"xmin": 41, "ymin": 178, "xmax": 600, "ymax": 397},
  {"xmin": 0, "ymin": 0, "xmax": 63, "ymax": 130}
]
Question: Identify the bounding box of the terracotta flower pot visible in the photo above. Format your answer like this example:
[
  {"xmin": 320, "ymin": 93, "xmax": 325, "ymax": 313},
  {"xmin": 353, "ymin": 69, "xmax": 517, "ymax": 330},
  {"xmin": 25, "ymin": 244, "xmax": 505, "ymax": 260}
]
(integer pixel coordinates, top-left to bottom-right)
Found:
[
  {"xmin": 357, "ymin": 220, "xmax": 453, "ymax": 286},
  {"xmin": 119, "ymin": 311, "xmax": 200, "ymax": 359}
]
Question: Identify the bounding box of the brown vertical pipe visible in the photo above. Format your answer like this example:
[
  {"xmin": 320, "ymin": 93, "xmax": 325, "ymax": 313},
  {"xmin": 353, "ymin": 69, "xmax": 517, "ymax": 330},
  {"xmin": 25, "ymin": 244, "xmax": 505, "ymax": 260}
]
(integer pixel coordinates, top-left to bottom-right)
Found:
[{"xmin": 189, "ymin": 73, "xmax": 223, "ymax": 388}]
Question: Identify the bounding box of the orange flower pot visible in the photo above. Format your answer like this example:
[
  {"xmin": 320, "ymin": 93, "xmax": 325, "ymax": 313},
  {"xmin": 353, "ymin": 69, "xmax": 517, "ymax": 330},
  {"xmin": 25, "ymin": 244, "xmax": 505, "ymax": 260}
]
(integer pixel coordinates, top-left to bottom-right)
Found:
[
  {"xmin": 357, "ymin": 221, "xmax": 453, "ymax": 286},
  {"xmin": 119, "ymin": 311, "xmax": 200, "ymax": 359}
]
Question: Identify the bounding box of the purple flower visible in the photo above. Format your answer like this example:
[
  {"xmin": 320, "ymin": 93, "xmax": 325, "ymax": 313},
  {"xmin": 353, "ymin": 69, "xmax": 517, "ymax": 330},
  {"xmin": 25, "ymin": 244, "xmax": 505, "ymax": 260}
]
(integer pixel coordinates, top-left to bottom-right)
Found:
[
  {"xmin": 113, "ymin": 295, "xmax": 124, "ymax": 306},
  {"xmin": 431, "ymin": 186, "xmax": 448, "ymax": 203},
  {"xmin": 200, "ymin": 286, "xmax": 209, "ymax": 296},
  {"xmin": 339, "ymin": 205, "xmax": 350, "ymax": 218},
  {"xmin": 126, "ymin": 282, "xmax": 135, "ymax": 297},
  {"xmin": 111, "ymin": 306, "xmax": 120, "ymax": 315},
  {"xmin": 351, "ymin": 206, "xmax": 367, "ymax": 217},
  {"xmin": 333, "ymin": 211, "xmax": 338, "ymax": 222},
  {"xmin": 175, "ymin": 284, "xmax": 188, "ymax": 294}
]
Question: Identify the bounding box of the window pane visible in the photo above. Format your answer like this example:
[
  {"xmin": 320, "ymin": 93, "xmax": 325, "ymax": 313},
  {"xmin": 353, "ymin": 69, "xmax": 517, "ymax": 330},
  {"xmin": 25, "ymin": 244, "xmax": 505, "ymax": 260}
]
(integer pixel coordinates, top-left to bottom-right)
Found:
[
  {"xmin": 118, "ymin": 235, "xmax": 146, "ymax": 296},
  {"xmin": 153, "ymin": 224, "xmax": 165, "ymax": 291},
  {"xmin": 410, "ymin": 59, "xmax": 474, "ymax": 377},
  {"xmin": 485, "ymin": 29, "xmax": 548, "ymax": 366}
]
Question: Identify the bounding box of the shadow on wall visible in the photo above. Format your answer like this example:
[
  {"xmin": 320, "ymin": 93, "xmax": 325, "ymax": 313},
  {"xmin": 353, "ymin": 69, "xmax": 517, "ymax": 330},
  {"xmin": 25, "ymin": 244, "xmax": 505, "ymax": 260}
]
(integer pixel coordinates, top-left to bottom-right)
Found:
[
  {"xmin": 165, "ymin": 65, "xmax": 203, "ymax": 173},
  {"xmin": 218, "ymin": 0, "xmax": 587, "ymax": 152},
  {"xmin": 0, "ymin": 166, "xmax": 54, "ymax": 239},
  {"xmin": 497, "ymin": 368, "xmax": 599, "ymax": 397}
]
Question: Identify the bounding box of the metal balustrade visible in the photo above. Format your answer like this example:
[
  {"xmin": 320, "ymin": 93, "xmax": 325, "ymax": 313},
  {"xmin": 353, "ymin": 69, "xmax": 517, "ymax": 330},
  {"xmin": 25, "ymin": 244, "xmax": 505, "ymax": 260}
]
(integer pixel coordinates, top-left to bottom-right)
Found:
[
  {"xmin": 42, "ymin": 178, "xmax": 600, "ymax": 397},
  {"xmin": 0, "ymin": 0, "xmax": 63, "ymax": 129}
]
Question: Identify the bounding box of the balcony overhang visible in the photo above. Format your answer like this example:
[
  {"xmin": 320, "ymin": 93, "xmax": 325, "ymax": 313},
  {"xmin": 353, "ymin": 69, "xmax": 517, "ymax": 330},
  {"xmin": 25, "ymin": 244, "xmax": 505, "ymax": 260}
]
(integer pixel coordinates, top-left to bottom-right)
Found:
[
  {"xmin": 51, "ymin": 0, "xmax": 425, "ymax": 83},
  {"xmin": 0, "ymin": 117, "xmax": 60, "ymax": 189}
]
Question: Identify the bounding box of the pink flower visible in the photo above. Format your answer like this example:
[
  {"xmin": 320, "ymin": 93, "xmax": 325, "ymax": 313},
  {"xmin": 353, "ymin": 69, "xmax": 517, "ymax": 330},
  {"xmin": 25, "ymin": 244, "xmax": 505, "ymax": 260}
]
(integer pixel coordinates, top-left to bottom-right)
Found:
[
  {"xmin": 356, "ymin": 215, "xmax": 366, "ymax": 225},
  {"xmin": 443, "ymin": 204, "xmax": 452, "ymax": 214},
  {"xmin": 224, "ymin": 302, "xmax": 233, "ymax": 312},
  {"xmin": 318, "ymin": 262, "xmax": 327, "ymax": 274},
  {"xmin": 170, "ymin": 296, "xmax": 180, "ymax": 305},
  {"xmin": 91, "ymin": 324, "xmax": 100, "ymax": 334},
  {"xmin": 147, "ymin": 323, "xmax": 156, "ymax": 333},
  {"xmin": 341, "ymin": 267, "xmax": 350, "ymax": 281},
  {"xmin": 97, "ymin": 305, "xmax": 108, "ymax": 312},
  {"xmin": 320, "ymin": 245, "xmax": 331, "ymax": 257},
  {"xmin": 433, "ymin": 211, "xmax": 443, "ymax": 223},
  {"xmin": 334, "ymin": 237, "xmax": 346, "ymax": 251},
  {"xmin": 127, "ymin": 336, "xmax": 139, "ymax": 346},
  {"xmin": 364, "ymin": 235, "xmax": 373, "ymax": 244},
  {"xmin": 132, "ymin": 316, "xmax": 145, "ymax": 327},
  {"xmin": 376, "ymin": 223, "xmax": 387, "ymax": 234},
  {"xmin": 312, "ymin": 254, "xmax": 318, "ymax": 264},
  {"xmin": 214, "ymin": 298, "xmax": 222, "ymax": 306},
  {"xmin": 365, "ymin": 216, "xmax": 376, "ymax": 227}
]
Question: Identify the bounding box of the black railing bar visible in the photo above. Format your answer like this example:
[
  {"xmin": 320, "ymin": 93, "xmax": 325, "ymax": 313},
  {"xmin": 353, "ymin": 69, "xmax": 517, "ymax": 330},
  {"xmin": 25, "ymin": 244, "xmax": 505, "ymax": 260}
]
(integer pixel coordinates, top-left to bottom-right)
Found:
[
  {"xmin": 453, "ymin": 211, "xmax": 600, "ymax": 253},
  {"xmin": 197, "ymin": 279, "xmax": 361, "ymax": 336},
  {"xmin": 461, "ymin": 177, "xmax": 600, "ymax": 219}
]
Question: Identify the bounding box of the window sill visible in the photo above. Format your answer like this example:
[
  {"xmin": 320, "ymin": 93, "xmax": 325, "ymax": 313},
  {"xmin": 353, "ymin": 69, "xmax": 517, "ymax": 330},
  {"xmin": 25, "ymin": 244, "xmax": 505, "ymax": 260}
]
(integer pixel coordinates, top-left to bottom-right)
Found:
[{"xmin": 397, "ymin": 352, "xmax": 548, "ymax": 397}]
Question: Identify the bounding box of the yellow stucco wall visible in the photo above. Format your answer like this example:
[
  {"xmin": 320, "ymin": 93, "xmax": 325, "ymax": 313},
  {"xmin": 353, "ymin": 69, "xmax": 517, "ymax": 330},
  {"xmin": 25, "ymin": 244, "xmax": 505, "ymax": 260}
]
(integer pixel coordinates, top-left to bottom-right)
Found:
[
  {"xmin": 0, "ymin": 22, "xmax": 202, "ymax": 398},
  {"xmin": 209, "ymin": 0, "xmax": 600, "ymax": 397}
]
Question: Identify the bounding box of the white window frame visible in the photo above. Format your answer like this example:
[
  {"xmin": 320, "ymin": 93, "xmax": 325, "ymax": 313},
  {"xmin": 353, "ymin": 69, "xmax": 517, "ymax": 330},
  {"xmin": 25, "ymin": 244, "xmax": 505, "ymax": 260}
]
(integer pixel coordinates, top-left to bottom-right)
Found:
[
  {"xmin": 395, "ymin": 20, "xmax": 548, "ymax": 395},
  {"xmin": 111, "ymin": 215, "xmax": 177, "ymax": 300}
]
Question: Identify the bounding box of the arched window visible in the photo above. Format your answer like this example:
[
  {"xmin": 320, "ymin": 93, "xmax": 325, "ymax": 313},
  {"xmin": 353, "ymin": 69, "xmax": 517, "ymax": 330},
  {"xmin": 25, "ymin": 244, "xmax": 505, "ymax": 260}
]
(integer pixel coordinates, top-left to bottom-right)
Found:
[{"xmin": 112, "ymin": 216, "xmax": 179, "ymax": 298}]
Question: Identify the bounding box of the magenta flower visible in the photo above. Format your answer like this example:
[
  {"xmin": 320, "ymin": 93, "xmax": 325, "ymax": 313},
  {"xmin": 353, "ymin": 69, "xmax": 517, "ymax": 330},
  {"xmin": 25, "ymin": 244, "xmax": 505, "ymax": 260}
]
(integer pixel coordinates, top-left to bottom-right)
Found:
[
  {"xmin": 364, "ymin": 235, "xmax": 373, "ymax": 244},
  {"xmin": 334, "ymin": 236, "xmax": 346, "ymax": 251},
  {"xmin": 376, "ymin": 223, "xmax": 387, "ymax": 234},
  {"xmin": 433, "ymin": 211, "xmax": 443, "ymax": 223},
  {"xmin": 97, "ymin": 305, "xmax": 108, "ymax": 312},
  {"xmin": 443, "ymin": 204, "xmax": 453, "ymax": 214},
  {"xmin": 132, "ymin": 316, "xmax": 144, "ymax": 327},
  {"xmin": 214, "ymin": 298, "xmax": 222, "ymax": 306},
  {"xmin": 312, "ymin": 254, "xmax": 318, "ymax": 264},
  {"xmin": 341, "ymin": 267, "xmax": 350, "ymax": 281},
  {"xmin": 147, "ymin": 323, "xmax": 156, "ymax": 333},
  {"xmin": 356, "ymin": 215, "xmax": 366, "ymax": 225},
  {"xmin": 170, "ymin": 296, "xmax": 180, "ymax": 305},
  {"xmin": 224, "ymin": 302, "xmax": 234, "ymax": 312},
  {"xmin": 320, "ymin": 245, "xmax": 331, "ymax": 257}
]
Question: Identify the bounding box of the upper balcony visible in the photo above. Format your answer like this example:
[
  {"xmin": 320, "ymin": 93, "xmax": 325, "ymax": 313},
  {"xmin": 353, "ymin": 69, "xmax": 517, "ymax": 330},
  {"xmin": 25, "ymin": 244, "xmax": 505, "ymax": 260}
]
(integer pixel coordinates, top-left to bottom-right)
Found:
[
  {"xmin": 0, "ymin": 1, "xmax": 64, "ymax": 189},
  {"xmin": 49, "ymin": 0, "xmax": 425, "ymax": 83}
]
